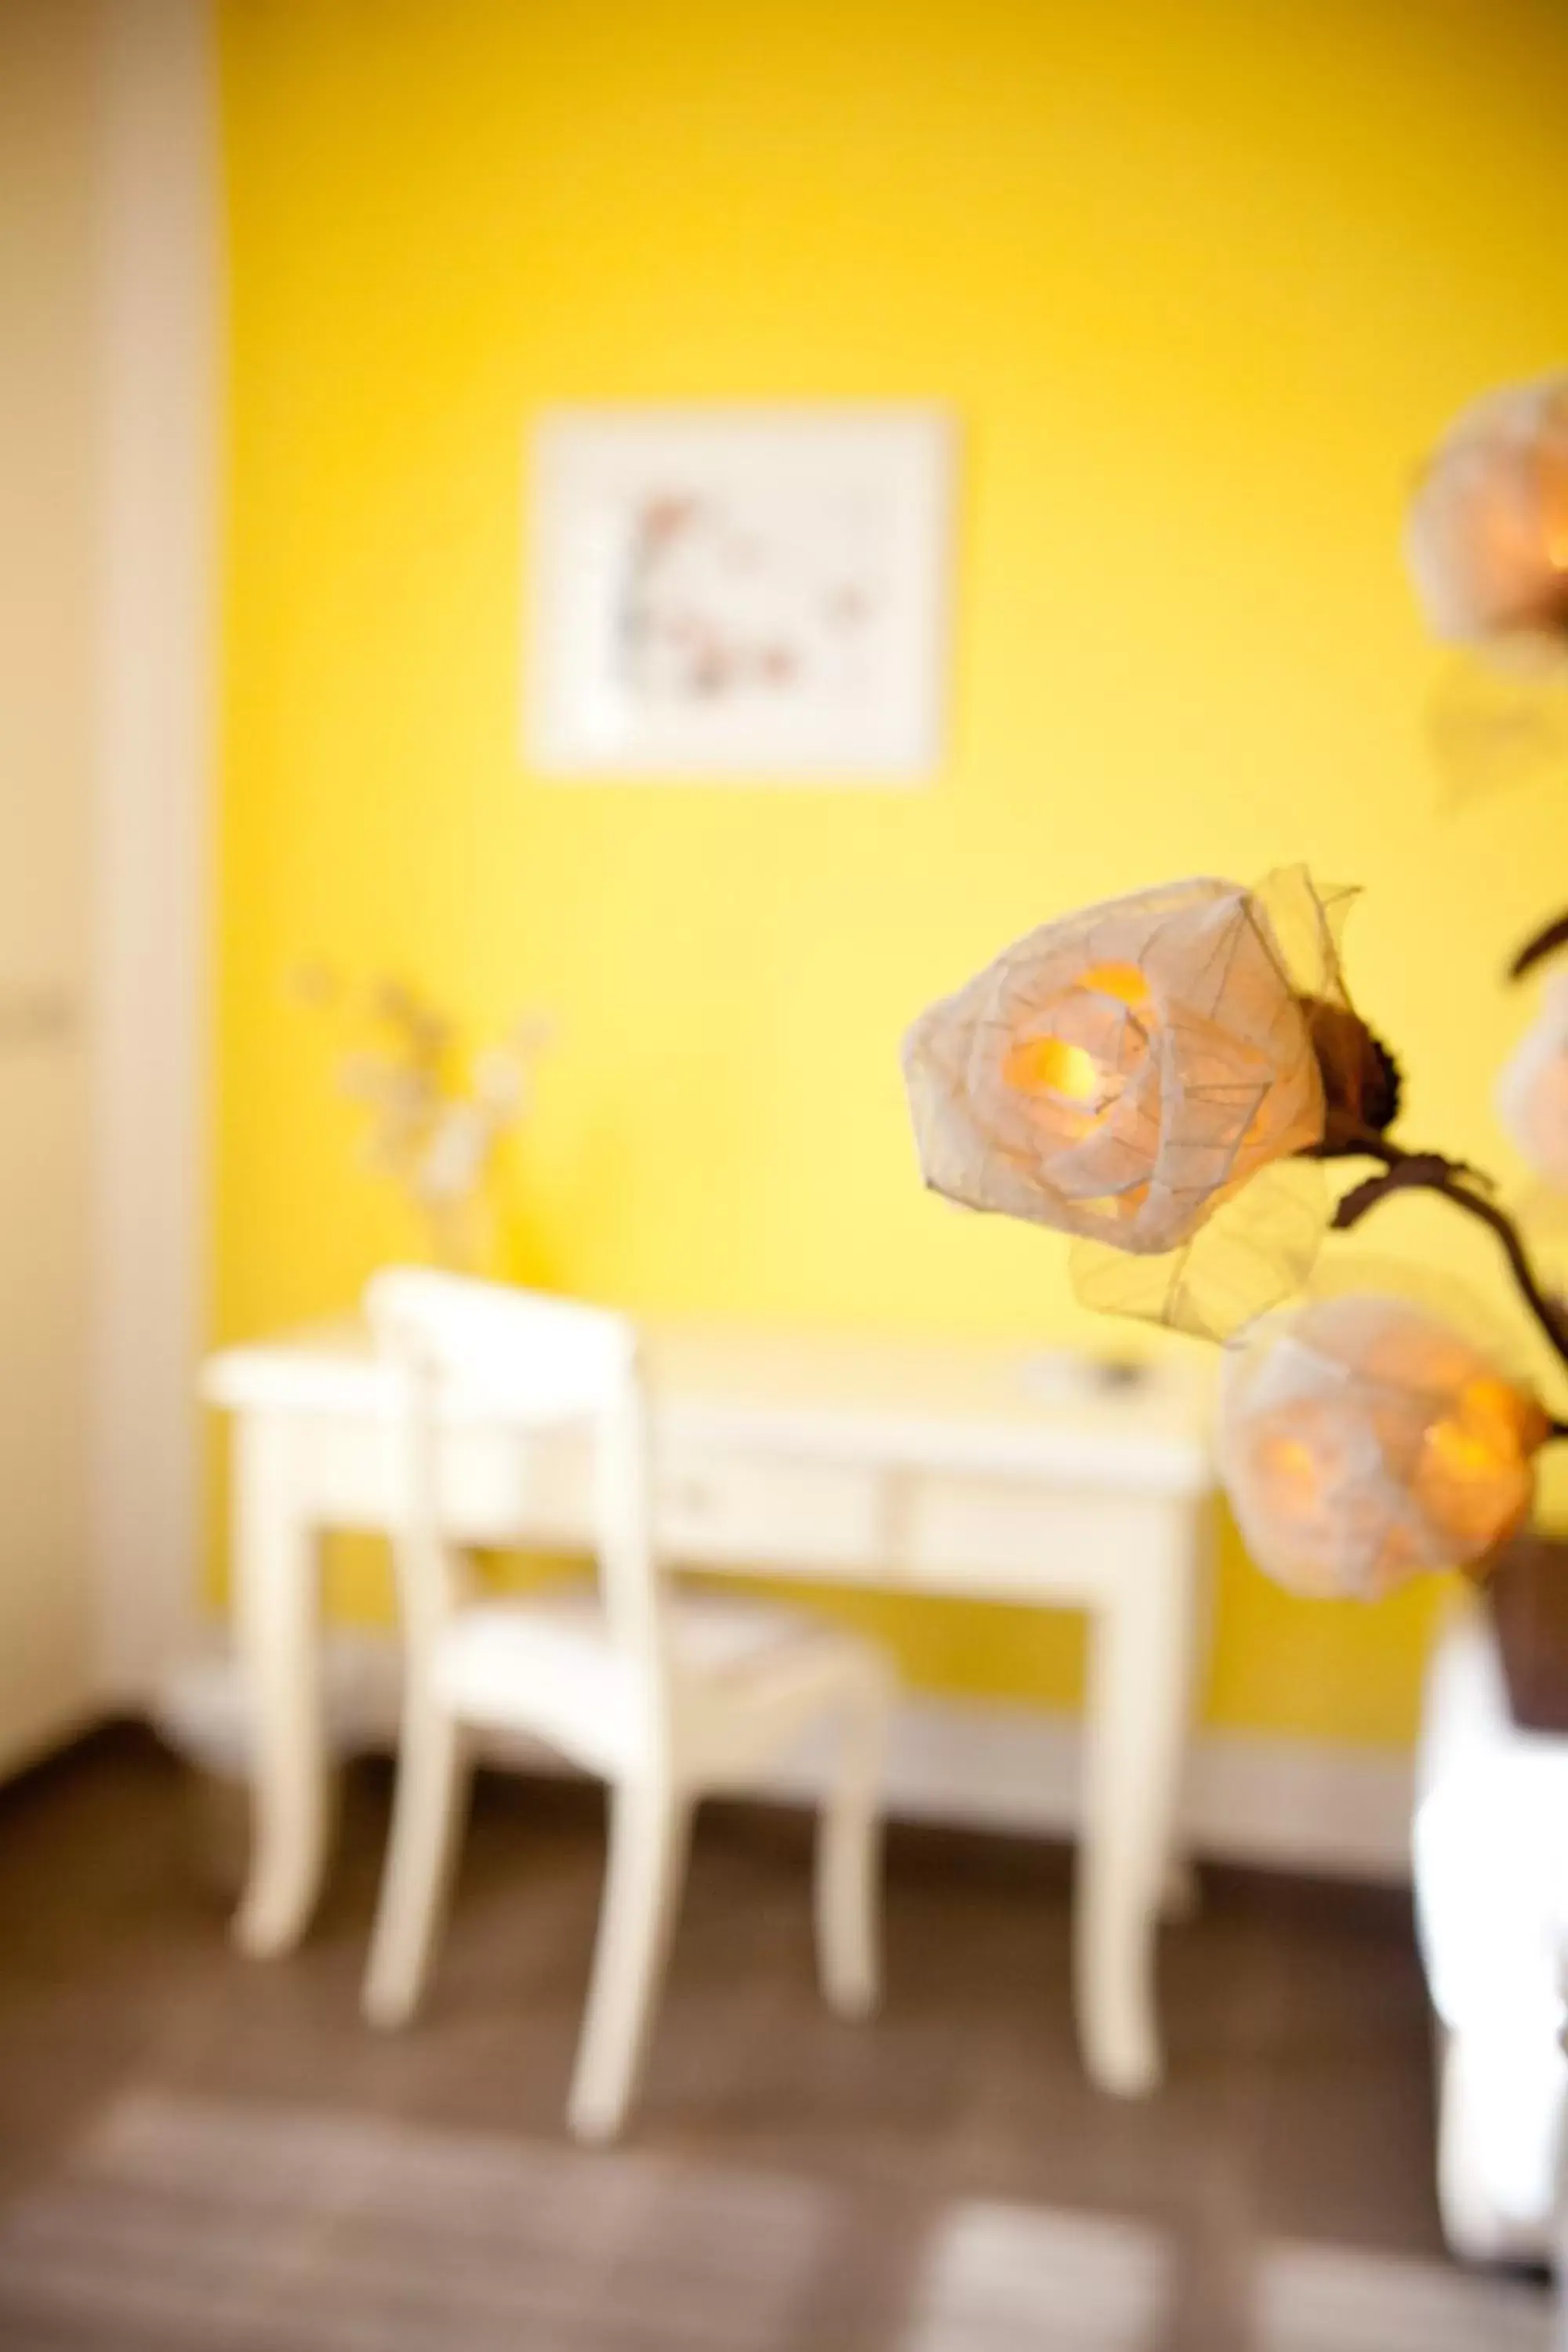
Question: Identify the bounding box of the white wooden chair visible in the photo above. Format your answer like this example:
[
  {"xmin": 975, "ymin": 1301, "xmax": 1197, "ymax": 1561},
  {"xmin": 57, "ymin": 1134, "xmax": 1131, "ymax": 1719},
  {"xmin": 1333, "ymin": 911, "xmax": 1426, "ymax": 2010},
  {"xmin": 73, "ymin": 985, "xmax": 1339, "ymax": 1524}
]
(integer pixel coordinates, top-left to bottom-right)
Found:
[{"xmin": 361, "ymin": 1269, "xmax": 895, "ymax": 2143}]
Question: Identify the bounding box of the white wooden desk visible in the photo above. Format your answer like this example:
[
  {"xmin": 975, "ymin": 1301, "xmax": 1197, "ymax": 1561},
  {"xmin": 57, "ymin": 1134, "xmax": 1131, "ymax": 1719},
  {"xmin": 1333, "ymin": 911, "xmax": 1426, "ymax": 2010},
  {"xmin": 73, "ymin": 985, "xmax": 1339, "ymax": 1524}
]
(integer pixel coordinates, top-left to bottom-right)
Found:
[{"xmin": 201, "ymin": 1319, "xmax": 1216, "ymax": 2097}]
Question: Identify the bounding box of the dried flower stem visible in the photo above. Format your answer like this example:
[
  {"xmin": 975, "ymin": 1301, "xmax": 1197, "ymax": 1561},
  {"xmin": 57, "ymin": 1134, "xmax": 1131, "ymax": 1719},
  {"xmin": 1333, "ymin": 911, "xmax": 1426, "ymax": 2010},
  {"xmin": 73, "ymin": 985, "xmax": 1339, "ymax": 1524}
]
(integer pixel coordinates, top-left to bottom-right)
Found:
[{"xmin": 1332, "ymin": 1131, "xmax": 1568, "ymax": 1393}]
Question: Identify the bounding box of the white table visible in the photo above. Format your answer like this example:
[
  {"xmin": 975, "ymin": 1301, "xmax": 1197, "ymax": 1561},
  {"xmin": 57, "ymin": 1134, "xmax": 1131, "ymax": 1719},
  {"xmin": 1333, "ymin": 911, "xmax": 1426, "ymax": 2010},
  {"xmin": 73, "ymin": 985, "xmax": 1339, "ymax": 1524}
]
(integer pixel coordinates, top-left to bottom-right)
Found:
[{"xmin": 201, "ymin": 1319, "xmax": 1216, "ymax": 2096}]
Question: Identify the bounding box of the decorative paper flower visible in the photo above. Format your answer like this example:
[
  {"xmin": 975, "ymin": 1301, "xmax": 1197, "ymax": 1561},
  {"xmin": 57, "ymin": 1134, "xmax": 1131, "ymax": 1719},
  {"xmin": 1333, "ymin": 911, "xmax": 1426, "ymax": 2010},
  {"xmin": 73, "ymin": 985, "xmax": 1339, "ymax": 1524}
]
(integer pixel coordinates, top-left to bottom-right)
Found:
[
  {"xmin": 1406, "ymin": 374, "xmax": 1568, "ymax": 662},
  {"xmin": 902, "ymin": 876, "xmax": 1331, "ymax": 1250},
  {"xmin": 1217, "ymin": 1294, "xmax": 1548, "ymax": 1600},
  {"xmin": 1497, "ymin": 970, "xmax": 1568, "ymax": 1190}
]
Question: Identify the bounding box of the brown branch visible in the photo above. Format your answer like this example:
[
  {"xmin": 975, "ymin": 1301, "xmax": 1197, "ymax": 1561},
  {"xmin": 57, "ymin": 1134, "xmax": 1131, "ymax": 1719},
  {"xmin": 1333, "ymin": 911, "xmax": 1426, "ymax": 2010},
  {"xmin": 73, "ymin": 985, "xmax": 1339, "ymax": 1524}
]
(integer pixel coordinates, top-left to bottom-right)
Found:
[
  {"xmin": 1330, "ymin": 1137, "xmax": 1568, "ymax": 1376},
  {"xmin": 1508, "ymin": 907, "xmax": 1568, "ymax": 983}
]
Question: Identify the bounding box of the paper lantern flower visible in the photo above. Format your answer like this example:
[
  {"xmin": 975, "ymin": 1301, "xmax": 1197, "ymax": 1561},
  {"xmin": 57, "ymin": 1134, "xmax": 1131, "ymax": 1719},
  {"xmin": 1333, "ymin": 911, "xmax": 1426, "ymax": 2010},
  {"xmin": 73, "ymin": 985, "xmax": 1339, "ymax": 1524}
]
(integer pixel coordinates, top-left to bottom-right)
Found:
[
  {"xmin": 1217, "ymin": 1294, "xmax": 1548, "ymax": 1600},
  {"xmin": 1497, "ymin": 970, "xmax": 1568, "ymax": 1189},
  {"xmin": 902, "ymin": 870, "xmax": 1398, "ymax": 1337},
  {"xmin": 902, "ymin": 877, "xmax": 1332, "ymax": 1251},
  {"xmin": 1406, "ymin": 374, "xmax": 1568, "ymax": 662}
]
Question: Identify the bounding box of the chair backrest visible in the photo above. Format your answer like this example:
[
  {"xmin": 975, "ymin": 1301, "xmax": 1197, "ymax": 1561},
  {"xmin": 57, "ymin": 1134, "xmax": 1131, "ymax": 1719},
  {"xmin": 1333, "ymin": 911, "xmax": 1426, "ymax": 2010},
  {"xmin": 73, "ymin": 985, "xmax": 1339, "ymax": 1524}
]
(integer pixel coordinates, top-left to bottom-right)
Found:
[{"xmin": 365, "ymin": 1269, "xmax": 662, "ymax": 1673}]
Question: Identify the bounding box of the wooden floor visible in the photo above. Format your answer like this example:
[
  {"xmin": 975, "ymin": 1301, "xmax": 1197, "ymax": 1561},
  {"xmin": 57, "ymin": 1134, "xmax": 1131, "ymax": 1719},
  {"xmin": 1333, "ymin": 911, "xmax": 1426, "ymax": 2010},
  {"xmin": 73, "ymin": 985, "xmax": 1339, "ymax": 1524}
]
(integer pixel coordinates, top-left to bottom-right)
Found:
[{"xmin": 0, "ymin": 1727, "xmax": 1522, "ymax": 2349}]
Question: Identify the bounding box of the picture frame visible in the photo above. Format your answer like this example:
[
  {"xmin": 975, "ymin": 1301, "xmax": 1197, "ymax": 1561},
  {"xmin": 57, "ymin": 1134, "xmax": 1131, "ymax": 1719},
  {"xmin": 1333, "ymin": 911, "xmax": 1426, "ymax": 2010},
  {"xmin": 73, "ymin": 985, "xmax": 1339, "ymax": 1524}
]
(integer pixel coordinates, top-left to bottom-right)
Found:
[{"xmin": 524, "ymin": 405, "xmax": 954, "ymax": 784}]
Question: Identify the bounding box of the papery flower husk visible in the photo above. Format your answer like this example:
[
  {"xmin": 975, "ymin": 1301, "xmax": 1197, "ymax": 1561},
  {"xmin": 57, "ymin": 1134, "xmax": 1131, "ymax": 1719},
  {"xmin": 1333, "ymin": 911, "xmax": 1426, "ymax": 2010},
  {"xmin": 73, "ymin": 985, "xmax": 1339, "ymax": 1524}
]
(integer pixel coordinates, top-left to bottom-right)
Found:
[
  {"xmin": 902, "ymin": 873, "xmax": 1327, "ymax": 1259},
  {"xmin": 1406, "ymin": 372, "xmax": 1568, "ymax": 660},
  {"xmin": 904, "ymin": 866, "xmax": 1398, "ymax": 1343},
  {"xmin": 1218, "ymin": 1293, "xmax": 1549, "ymax": 1600},
  {"xmin": 1069, "ymin": 868, "xmax": 1372, "ymax": 1340}
]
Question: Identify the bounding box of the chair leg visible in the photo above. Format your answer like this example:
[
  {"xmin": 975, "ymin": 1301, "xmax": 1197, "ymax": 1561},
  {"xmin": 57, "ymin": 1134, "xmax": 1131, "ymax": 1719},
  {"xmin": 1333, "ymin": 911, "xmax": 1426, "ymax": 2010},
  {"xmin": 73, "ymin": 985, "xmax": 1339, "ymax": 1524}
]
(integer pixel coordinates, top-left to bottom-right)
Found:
[
  {"xmin": 567, "ymin": 1780, "xmax": 691, "ymax": 2145},
  {"xmin": 363, "ymin": 1702, "xmax": 471, "ymax": 2030},
  {"xmin": 815, "ymin": 1671, "xmax": 890, "ymax": 2021}
]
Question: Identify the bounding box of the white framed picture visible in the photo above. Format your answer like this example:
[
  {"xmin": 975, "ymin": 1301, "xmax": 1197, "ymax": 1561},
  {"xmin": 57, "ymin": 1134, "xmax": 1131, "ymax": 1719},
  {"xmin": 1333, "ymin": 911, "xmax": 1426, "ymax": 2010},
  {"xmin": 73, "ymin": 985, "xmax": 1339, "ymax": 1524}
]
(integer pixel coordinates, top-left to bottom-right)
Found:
[{"xmin": 524, "ymin": 405, "xmax": 954, "ymax": 783}]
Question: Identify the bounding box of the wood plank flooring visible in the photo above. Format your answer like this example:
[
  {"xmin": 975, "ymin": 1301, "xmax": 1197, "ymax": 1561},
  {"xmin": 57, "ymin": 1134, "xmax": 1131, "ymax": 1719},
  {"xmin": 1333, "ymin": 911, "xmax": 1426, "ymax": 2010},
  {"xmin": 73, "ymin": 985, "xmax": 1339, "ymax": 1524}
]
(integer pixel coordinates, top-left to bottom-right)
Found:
[{"xmin": 0, "ymin": 1728, "xmax": 1537, "ymax": 2350}]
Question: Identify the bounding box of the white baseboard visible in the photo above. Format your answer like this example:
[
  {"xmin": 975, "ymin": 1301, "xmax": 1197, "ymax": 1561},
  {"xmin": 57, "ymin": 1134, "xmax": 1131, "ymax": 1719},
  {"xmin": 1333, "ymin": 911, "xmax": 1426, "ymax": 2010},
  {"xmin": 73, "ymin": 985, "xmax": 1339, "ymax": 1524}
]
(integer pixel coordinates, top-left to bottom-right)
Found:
[
  {"xmin": 155, "ymin": 1633, "xmax": 1415, "ymax": 1886},
  {"xmin": 768, "ymin": 1690, "xmax": 1413, "ymax": 1884}
]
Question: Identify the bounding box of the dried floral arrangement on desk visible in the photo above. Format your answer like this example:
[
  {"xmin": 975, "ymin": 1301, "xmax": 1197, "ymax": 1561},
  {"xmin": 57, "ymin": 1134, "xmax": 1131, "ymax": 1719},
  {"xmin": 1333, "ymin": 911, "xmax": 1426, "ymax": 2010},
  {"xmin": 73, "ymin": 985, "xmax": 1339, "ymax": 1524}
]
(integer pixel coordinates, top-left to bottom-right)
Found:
[
  {"xmin": 292, "ymin": 967, "xmax": 552, "ymax": 1272},
  {"xmin": 904, "ymin": 370, "xmax": 1568, "ymax": 1607}
]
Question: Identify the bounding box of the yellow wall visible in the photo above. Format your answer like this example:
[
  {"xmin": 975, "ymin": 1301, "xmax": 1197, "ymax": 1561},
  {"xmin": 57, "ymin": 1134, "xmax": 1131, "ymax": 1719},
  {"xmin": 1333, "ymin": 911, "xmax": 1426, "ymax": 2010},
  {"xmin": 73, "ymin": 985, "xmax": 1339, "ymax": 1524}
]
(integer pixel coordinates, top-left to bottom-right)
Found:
[{"xmin": 217, "ymin": 0, "xmax": 1568, "ymax": 1748}]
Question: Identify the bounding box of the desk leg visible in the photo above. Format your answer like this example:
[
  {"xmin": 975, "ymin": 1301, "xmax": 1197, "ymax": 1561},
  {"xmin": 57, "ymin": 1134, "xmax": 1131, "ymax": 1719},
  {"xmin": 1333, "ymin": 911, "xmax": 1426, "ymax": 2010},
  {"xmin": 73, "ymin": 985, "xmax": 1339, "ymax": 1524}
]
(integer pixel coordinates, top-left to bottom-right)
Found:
[
  {"xmin": 1076, "ymin": 1527, "xmax": 1203, "ymax": 2097},
  {"xmin": 232, "ymin": 1412, "xmax": 329, "ymax": 1959}
]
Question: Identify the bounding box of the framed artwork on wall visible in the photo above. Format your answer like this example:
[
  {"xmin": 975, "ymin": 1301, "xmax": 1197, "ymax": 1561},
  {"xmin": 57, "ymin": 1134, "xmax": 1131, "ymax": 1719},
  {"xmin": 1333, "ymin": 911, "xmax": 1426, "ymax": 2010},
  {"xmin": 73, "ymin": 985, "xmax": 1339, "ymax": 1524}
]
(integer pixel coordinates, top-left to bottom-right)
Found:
[{"xmin": 524, "ymin": 405, "xmax": 954, "ymax": 783}]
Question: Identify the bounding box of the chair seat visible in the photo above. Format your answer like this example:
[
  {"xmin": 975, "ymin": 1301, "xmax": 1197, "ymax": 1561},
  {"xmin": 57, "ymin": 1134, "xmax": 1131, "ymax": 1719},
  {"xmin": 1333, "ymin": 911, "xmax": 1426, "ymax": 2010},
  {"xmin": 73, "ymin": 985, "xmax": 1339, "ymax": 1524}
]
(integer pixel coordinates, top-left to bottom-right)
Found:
[{"xmin": 433, "ymin": 1588, "xmax": 862, "ymax": 1774}]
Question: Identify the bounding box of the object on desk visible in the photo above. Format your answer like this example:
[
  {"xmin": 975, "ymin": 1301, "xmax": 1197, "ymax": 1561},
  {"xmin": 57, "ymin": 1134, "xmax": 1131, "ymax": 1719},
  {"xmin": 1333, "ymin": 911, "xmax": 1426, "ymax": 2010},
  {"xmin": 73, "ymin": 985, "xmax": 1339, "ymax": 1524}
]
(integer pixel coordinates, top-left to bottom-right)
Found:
[
  {"xmin": 290, "ymin": 966, "xmax": 552, "ymax": 1272},
  {"xmin": 361, "ymin": 1270, "xmax": 896, "ymax": 2144},
  {"xmin": 1018, "ymin": 1351, "xmax": 1151, "ymax": 1405}
]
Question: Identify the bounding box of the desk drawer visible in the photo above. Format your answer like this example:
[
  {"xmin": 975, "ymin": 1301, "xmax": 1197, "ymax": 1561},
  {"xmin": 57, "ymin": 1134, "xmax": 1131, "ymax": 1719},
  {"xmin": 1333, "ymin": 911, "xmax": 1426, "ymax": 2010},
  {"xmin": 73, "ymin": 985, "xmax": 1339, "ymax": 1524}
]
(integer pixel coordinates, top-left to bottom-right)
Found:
[
  {"xmin": 303, "ymin": 1417, "xmax": 593, "ymax": 1548},
  {"xmin": 295, "ymin": 1415, "xmax": 884, "ymax": 1572},
  {"xmin": 655, "ymin": 1450, "xmax": 885, "ymax": 1575},
  {"xmin": 905, "ymin": 1474, "xmax": 1180, "ymax": 1602}
]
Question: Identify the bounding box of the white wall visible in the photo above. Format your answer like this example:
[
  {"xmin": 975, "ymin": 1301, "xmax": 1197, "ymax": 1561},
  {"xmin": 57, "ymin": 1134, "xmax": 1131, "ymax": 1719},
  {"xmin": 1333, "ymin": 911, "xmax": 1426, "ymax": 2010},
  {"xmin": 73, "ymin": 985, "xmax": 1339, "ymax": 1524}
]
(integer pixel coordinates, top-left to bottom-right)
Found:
[
  {"xmin": 0, "ymin": 0, "xmax": 105, "ymax": 1773},
  {"xmin": 90, "ymin": 0, "xmax": 218, "ymax": 1709},
  {"xmin": 0, "ymin": 0, "xmax": 216, "ymax": 1773}
]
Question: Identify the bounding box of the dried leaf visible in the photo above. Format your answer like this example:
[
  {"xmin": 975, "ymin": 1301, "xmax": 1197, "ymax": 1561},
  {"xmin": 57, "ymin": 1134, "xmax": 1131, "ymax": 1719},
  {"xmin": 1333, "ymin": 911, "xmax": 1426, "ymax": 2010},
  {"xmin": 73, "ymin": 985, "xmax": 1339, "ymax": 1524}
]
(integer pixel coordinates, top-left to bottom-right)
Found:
[{"xmin": 1069, "ymin": 1158, "xmax": 1327, "ymax": 1342}]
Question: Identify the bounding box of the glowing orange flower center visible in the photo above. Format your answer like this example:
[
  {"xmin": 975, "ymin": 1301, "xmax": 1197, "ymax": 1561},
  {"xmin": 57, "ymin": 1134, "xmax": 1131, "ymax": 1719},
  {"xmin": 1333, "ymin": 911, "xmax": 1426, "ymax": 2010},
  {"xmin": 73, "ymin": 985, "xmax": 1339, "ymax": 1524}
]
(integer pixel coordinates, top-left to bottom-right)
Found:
[
  {"xmin": 1003, "ymin": 964, "xmax": 1153, "ymax": 1114},
  {"xmin": 1077, "ymin": 963, "xmax": 1152, "ymax": 1011},
  {"xmin": 1004, "ymin": 1036, "xmax": 1103, "ymax": 1105},
  {"xmin": 1410, "ymin": 1374, "xmax": 1545, "ymax": 1555},
  {"xmin": 1537, "ymin": 448, "xmax": 1568, "ymax": 572},
  {"xmin": 1256, "ymin": 1431, "xmax": 1330, "ymax": 1523}
]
